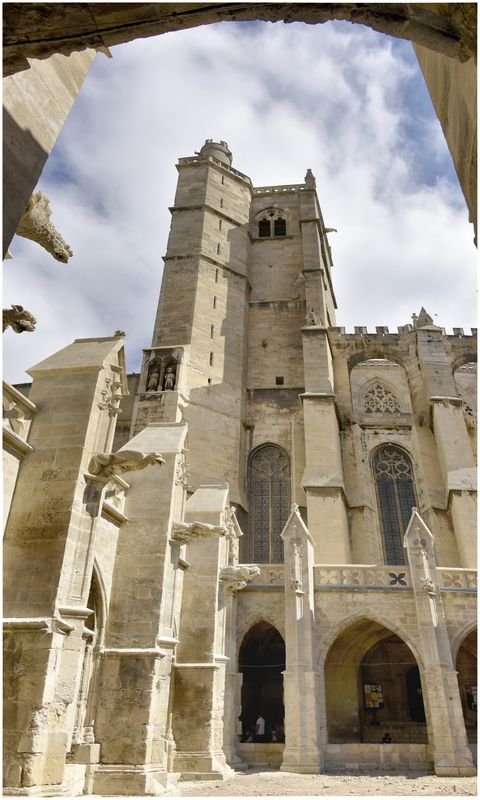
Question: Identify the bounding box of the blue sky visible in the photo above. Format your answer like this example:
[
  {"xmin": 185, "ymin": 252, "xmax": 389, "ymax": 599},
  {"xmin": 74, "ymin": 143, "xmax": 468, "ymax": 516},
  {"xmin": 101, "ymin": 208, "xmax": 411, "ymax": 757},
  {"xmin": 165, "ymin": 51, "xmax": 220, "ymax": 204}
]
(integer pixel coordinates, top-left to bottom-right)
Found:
[{"xmin": 3, "ymin": 20, "xmax": 476, "ymax": 384}]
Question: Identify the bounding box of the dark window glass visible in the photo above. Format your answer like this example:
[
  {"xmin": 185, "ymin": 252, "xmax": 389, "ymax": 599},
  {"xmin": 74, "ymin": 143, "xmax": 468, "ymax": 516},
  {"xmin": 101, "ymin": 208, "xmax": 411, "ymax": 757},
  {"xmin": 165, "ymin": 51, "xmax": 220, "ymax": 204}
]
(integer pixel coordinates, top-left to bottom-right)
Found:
[
  {"xmin": 258, "ymin": 219, "xmax": 271, "ymax": 238},
  {"xmin": 248, "ymin": 445, "xmax": 290, "ymax": 563},
  {"xmin": 274, "ymin": 217, "xmax": 286, "ymax": 236},
  {"xmin": 373, "ymin": 445, "xmax": 417, "ymax": 565}
]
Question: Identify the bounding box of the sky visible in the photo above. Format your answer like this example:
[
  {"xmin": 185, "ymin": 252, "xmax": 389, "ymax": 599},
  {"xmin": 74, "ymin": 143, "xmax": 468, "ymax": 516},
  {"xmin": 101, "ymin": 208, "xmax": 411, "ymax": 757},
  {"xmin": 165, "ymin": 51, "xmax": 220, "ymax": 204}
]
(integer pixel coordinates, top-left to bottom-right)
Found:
[{"xmin": 3, "ymin": 19, "xmax": 477, "ymax": 385}]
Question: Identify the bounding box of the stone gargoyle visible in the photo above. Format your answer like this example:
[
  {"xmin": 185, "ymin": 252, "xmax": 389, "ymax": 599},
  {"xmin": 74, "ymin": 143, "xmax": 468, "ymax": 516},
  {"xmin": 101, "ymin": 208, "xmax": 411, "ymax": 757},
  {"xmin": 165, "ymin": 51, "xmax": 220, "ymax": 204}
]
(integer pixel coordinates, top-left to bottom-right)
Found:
[
  {"xmin": 219, "ymin": 564, "xmax": 261, "ymax": 592},
  {"xmin": 88, "ymin": 450, "xmax": 165, "ymax": 478},
  {"xmin": 3, "ymin": 304, "xmax": 37, "ymax": 333},
  {"xmin": 171, "ymin": 521, "xmax": 227, "ymax": 543},
  {"xmin": 16, "ymin": 191, "xmax": 73, "ymax": 263}
]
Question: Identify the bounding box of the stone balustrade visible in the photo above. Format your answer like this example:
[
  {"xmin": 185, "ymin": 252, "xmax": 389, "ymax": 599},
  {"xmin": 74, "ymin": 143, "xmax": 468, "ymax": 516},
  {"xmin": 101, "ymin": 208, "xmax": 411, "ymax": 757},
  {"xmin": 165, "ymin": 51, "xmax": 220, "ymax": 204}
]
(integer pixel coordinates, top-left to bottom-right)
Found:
[{"xmin": 242, "ymin": 563, "xmax": 477, "ymax": 593}]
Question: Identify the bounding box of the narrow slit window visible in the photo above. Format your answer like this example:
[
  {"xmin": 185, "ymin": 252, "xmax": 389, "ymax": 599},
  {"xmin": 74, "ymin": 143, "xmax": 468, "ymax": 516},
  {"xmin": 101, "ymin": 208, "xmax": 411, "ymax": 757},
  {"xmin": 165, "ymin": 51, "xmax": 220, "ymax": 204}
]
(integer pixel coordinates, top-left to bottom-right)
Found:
[
  {"xmin": 209, "ymin": 352, "xmax": 214, "ymax": 366},
  {"xmin": 220, "ymin": 198, "xmax": 224, "ymax": 208},
  {"xmin": 219, "ymin": 219, "xmax": 222, "ymax": 231},
  {"xmin": 217, "ymin": 243, "xmax": 221, "ymax": 254},
  {"xmin": 210, "ymin": 325, "xmax": 214, "ymax": 338},
  {"xmin": 213, "ymin": 296, "xmax": 217, "ymax": 308},
  {"xmin": 215, "ymin": 269, "xmax": 219, "ymax": 282}
]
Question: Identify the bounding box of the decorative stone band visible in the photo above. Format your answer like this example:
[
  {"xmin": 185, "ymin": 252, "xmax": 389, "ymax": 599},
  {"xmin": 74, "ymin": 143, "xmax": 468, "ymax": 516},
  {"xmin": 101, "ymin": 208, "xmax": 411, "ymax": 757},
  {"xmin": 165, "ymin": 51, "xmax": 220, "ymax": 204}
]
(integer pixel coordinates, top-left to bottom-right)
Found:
[
  {"xmin": 171, "ymin": 521, "xmax": 228, "ymax": 543},
  {"xmin": 240, "ymin": 565, "xmax": 477, "ymax": 592},
  {"xmin": 219, "ymin": 564, "xmax": 261, "ymax": 592}
]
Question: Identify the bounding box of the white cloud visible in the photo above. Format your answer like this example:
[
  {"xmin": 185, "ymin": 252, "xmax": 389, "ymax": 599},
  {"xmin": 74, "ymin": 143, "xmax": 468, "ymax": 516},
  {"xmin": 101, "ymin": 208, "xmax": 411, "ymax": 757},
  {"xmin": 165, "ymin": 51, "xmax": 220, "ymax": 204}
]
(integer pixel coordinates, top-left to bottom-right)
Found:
[{"xmin": 3, "ymin": 20, "xmax": 476, "ymax": 384}]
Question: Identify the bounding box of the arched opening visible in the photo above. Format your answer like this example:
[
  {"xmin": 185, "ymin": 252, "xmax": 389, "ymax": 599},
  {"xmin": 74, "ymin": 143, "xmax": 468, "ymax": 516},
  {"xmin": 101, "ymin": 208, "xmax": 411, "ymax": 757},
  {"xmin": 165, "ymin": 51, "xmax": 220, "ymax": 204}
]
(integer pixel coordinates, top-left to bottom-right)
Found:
[
  {"xmin": 71, "ymin": 568, "xmax": 104, "ymax": 748},
  {"xmin": 405, "ymin": 666, "xmax": 426, "ymax": 723},
  {"xmin": 456, "ymin": 628, "xmax": 477, "ymax": 744},
  {"xmin": 325, "ymin": 617, "xmax": 427, "ymax": 744},
  {"xmin": 239, "ymin": 622, "xmax": 285, "ymax": 743}
]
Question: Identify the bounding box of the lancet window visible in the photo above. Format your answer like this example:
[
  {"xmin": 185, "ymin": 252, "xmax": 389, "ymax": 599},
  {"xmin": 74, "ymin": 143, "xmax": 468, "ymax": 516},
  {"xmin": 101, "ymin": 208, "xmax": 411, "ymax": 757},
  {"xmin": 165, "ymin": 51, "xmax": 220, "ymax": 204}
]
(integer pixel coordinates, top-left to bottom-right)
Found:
[
  {"xmin": 373, "ymin": 445, "xmax": 417, "ymax": 565},
  {"xmin": 364, "ymin": 383, "xmax": 401, "ymax": 414},
  {"xmin": 248, "ymin": 444, "xmax": 290, "ymax": 563}
]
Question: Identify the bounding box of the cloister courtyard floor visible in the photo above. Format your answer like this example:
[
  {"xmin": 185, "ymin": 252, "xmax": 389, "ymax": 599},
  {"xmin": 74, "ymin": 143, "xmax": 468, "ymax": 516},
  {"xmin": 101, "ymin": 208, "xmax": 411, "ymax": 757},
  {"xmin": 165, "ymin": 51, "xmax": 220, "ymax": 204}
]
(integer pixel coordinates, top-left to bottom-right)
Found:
[{"xmin": 176, "ymin": 766, "xmax": 477, "ymax": 796}]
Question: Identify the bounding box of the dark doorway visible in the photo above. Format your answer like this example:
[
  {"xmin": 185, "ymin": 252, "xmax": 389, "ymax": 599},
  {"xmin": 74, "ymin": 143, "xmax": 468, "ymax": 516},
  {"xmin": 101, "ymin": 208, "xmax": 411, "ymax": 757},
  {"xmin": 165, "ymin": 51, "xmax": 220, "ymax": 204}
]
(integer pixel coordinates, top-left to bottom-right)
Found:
[
  {"xmin": 239, "ymin": 622, "xmax": 285, "ymax": 742},
  {"xmin": 406, "ymin": 666, "xmax": 426, "ymax": 722}
]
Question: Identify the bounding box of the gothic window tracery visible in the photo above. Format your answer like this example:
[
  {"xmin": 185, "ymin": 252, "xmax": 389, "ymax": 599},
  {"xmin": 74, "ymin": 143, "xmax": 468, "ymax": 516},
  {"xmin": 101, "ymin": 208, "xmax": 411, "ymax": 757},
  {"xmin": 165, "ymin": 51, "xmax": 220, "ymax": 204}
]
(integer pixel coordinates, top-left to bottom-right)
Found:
[
  {"xmin": 248, "ymin": 444, "xmax": 290, "ymax": 563},
  {"xmin": 373, "ymin": 445, "xmax": 417, "ymax": 565},
  {"xmin": 363, "ymin": 383, "xmax": 401, "ymax": 414},
  {"xmin": 256, "ymin": 209, "xmax": 287, "ymax": 238}
]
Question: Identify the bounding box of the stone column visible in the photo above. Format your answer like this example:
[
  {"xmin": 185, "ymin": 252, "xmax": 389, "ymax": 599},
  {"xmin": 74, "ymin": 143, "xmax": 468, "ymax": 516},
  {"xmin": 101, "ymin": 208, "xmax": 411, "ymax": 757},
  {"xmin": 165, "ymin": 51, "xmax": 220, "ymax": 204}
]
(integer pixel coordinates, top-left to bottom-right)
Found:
[
  {"xmin": 171, "ymin": 485, "xmax": 234, "ymax": 780},
  {"xmin": 404, "ymin": 509, "xmax": 475, "ymax": 776},
  {"xmin": 92, "ymin": 422, "xmax": 188, "ymax": 797},
  {"xmin": 280, "ymin": 505, "xmax": 324, "ymax": 773},
  {"xmin": 300, "ymin": 327, "xmax": 351, "ymax": 562},
  {"xmin": 3, "ymin": 336, "xmax": 127, "ymax": 794},
  {"xmin": 415, "ymin": 325, "xmax": 476, "ymax": 566},
  {"xmin": 219, "ymin": 557, "xmax": 261, "ymax": 766}
]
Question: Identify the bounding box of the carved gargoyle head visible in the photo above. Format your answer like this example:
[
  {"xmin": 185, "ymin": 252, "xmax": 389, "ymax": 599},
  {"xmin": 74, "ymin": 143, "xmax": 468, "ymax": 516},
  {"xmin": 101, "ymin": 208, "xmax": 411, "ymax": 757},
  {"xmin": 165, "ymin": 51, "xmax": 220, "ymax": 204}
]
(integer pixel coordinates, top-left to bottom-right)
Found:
[{"xmin": 3, "ymin": 304, "xmax": 37, "ymax": 333}]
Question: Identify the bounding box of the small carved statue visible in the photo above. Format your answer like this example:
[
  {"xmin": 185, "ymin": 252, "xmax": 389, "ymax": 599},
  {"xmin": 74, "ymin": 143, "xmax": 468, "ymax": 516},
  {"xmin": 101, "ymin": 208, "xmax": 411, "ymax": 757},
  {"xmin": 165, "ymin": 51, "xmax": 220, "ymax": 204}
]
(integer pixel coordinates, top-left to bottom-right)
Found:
[
  {"xmin": 16, "ymin": 191, "xmax": 73, "ymax": 263},
  {"xmin": 163, "ymin": 365, "xmax": 176, "ymax": 391},
  {"xmin": 147, "ymin": 368, "xmax": 160, "ymax": 392},
  {"xmin": 88, "ymin": 450, "xmax": 165, "ymax": 478},
  {"xmin": 3, "ymin": 304, "xmax": 37, "ymax": 333}
]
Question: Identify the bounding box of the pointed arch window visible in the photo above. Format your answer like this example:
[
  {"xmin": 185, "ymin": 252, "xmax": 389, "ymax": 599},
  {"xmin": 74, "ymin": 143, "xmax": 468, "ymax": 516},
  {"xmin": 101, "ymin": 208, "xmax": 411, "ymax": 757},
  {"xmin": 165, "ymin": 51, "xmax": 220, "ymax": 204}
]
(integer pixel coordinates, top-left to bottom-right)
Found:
[
  {"xmin": 373, "ymin": 445, "xmax": 417, "ymax": 565},
  {"xmin": 248, "ymin": 444, "xmax": 290, "ymax": 563}
]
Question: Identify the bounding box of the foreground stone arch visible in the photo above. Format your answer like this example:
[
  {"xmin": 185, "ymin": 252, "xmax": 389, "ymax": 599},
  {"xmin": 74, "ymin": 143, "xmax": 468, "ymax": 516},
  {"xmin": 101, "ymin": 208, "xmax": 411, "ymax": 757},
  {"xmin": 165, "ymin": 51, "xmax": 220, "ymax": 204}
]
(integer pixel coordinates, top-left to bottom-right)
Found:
[{"xmin": 3, "ymin": 3, "xmax": 476, "ymax": 75}]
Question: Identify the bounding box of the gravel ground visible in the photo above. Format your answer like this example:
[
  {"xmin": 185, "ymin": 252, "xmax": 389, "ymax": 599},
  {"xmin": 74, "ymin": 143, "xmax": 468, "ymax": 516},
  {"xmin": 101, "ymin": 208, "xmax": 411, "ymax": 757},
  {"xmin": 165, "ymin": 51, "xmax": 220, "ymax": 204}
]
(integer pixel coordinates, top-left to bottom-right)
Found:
[{"xmin": 177, "ymin": 766, "xmax": 477, "ymax": 796}]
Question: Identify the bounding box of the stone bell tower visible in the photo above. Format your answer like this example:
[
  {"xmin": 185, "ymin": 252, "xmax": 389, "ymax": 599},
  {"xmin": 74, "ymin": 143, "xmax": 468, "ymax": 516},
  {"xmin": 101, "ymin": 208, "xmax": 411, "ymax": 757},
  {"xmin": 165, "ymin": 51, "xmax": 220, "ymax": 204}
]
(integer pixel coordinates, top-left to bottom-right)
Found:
[
  {"xmin": 131, "ymin": 140, "xmax": 252, "ymax": 506},
  {"xmin": 131, "ymin": 140, "xmax": 340, "ymax": 517}
]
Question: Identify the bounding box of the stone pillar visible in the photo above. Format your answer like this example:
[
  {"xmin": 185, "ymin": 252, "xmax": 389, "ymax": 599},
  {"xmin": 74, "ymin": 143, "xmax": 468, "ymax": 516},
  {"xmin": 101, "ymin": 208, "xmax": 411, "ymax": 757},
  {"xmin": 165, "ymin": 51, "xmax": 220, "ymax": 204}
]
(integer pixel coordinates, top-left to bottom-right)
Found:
[
  {"xmin": 280, "ymin": 505, "xmax": 324, "ymax": 773},
  {"xmin": 219, "ymin": 555, "xmax": 261, "ymax": 766},
  {"xmin": 431, "ymin": 396, "xmax": 476, "ymax": 566},
  {"xmin": 3, "ymin": 336, "xmax": 127, "ymax": 794},
  {"xmin": 300, "ymin": 327, "xmax": 351, "ymax": 562},
  {"xmin": 92, "ymin": 422, "xmax": 188, "ymax": 796},
  {"xmin": 415, "ymin": 326, "xmax": 477, "ymax": 567},
  {"xmin": 171, "ymin": 485, "xmax": 234, "ymax": 780},
  {"xmin": 404, "ymin": 509, "xmax": 475, "ymax": 777}
]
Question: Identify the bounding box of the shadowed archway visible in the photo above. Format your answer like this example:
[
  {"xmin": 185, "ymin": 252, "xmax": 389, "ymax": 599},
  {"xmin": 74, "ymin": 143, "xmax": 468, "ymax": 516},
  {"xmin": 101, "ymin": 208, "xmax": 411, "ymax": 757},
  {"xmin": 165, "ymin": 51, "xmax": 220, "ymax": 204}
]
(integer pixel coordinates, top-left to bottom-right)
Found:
[
  {"xmin": 325, "ymin": 617, "xmax": 427, "ymax": 744},
  {"xmin": 239, "ymin": 621, "xmax": 285, "ymax": 742}
]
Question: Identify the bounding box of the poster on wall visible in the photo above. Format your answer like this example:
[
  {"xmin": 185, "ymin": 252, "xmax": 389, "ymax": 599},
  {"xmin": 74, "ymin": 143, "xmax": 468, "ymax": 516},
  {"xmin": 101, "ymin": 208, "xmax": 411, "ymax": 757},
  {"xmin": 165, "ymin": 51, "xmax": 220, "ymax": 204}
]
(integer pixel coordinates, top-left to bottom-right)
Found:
[
  {"xmin": 363, "ymin": 683, "xmax": 384, "ymax": 709},
  {"xmin": 465, "ymin": 685, "xmax": 477, "ymax": 710}
]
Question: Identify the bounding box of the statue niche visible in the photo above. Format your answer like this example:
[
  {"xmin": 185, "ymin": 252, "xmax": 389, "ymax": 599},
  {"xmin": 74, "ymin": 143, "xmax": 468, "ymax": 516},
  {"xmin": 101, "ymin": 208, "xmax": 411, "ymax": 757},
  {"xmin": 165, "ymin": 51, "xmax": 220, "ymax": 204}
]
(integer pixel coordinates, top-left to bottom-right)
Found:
[{"xmin": 145, "ymin": 356, "xmax": 178, "ymax": 393}]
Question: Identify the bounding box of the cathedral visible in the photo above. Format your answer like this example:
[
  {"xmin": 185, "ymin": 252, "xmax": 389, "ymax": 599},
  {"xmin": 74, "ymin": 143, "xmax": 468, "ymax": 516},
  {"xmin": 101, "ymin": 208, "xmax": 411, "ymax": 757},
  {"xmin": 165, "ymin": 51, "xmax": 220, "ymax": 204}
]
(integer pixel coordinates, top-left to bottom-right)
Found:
[{"xmin": 3, "ymin": 139, "xmax": 477, "ymax": 795}]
